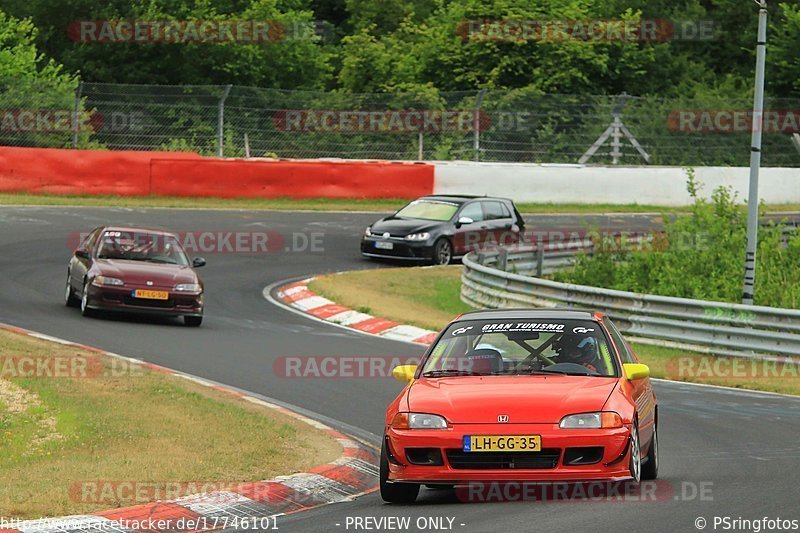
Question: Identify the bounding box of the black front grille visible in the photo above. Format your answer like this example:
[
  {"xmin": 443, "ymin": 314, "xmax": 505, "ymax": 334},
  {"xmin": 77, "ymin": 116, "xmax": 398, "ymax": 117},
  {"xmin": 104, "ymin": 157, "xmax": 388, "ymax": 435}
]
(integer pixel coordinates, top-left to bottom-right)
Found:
[
  {"xmin": 446, "ymin": 449, "xmax": 561, "ymax": 470},
  {"xmin": 123, "ymin": 296, "xmax": 174, "ymax": 308},
  {"xmin": 362, "ymin": 240, "xmax": 429, "ymax": 258}
]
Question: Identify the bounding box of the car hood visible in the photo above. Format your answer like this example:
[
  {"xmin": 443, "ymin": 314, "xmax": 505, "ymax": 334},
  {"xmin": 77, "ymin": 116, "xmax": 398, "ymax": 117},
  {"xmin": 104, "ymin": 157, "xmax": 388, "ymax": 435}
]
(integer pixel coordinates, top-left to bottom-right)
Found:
[
  {"xmin": 94, "ymin": 259, "xmax": 197, "ymax": 288},
  {"xmin": 407, "ymin": 376, "xmax": 618, "ymax": 424},
  {"xmin": 370, "ymin": 217, "xmax": 441, "ymax": 236}
]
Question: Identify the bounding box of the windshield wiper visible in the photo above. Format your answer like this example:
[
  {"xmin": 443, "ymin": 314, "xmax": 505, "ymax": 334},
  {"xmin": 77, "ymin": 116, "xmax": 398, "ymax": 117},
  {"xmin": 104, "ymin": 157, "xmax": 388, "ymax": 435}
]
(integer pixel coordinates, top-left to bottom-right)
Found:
[{"xmin": 422, "ymin": 369, "xmax": 487, "ymax": 378}]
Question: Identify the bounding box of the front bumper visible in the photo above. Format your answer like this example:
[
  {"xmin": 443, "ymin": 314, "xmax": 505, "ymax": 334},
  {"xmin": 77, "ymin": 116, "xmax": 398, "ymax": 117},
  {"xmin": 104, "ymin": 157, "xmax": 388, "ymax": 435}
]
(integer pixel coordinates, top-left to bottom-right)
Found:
[
  {"xmin": 386, "ymin": 423, "xmax": 632, "ymax": 483},
  {"xmin": 86, "ymin": 285, "xmax": 203, "ymax": 317},
  {"xmin": 360, "ymin": 237, "xmax": 433, "ymax": 261}
]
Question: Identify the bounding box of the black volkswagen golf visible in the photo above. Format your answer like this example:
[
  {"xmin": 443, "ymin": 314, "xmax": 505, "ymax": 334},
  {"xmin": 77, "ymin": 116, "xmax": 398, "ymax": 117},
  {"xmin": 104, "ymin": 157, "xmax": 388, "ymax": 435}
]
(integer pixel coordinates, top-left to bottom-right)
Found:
[{"xmin": 360, "ymin": 195, "xmax": 526, "ymax": 265}]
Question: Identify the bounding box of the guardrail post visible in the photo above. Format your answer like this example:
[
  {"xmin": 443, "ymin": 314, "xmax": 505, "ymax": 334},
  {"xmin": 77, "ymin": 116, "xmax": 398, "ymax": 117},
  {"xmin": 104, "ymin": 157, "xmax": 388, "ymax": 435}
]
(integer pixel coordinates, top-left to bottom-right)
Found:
[
  {"xmin": 536, "ymin": 247, "xmax": 544, "ymax": 277},
  {"xmin": 497, "ymin": 249, "xmax": 508, "ymax": 271},
  {"xmin": 217, "ymin": 84, "xmax": 232, "ymax": 158}
]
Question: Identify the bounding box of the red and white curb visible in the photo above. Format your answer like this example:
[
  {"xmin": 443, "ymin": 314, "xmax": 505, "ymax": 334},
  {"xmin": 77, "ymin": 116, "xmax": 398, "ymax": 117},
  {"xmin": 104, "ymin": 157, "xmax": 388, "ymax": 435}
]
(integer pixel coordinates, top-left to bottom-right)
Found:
[
  {"xmin": 270, "ymin": 278, "xmax": 800, "ymax": 401},
  {"xmin": 275, "ymin": 278, "xmax": 439, "ymax": 346},
  {"xmin": 0, "ymin": 323, "xmax": 379, "ymax": 533}
]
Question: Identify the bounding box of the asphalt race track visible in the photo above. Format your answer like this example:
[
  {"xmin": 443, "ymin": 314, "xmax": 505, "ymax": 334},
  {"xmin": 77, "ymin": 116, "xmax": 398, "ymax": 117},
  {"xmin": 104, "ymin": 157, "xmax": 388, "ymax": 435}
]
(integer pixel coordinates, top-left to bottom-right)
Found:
[{"xmin": 1, "ymin": 205, "xmax": 798, "ymax": 533}]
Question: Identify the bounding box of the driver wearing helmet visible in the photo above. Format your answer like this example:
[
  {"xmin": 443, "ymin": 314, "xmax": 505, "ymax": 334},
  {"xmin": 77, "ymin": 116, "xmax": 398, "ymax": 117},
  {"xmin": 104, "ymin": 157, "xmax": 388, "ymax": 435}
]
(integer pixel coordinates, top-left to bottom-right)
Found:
[{"xmin": 553, "ymin": 333, "xmax": 599, "ymax": 373}]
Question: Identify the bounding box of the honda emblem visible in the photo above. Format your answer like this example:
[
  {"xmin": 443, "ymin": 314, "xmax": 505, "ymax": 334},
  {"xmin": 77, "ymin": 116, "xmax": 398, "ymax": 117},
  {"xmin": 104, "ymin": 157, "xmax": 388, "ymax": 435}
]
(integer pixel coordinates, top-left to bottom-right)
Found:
[{"xmin": 498, "ymin": 415, "xmax": 509, "ymax": 423}]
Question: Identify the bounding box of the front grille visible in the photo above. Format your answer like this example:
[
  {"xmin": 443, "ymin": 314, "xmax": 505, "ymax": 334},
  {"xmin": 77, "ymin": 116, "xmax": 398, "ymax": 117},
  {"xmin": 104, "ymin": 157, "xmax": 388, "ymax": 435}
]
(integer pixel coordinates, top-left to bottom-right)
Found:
[
  {"xmin": 123, "ymin": 296, "xmax": 174, "ymax": 308},
  {"xmin": 446, "ymin": 449, "xmax": 561, "ymax": 470}
]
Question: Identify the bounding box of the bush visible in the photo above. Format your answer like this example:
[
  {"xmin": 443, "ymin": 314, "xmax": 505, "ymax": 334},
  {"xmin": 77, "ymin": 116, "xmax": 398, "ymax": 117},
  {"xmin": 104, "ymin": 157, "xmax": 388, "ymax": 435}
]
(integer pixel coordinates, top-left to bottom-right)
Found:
[{"xmin": 555, "ymin": 170, "xmax": 800, "ymax": 309}]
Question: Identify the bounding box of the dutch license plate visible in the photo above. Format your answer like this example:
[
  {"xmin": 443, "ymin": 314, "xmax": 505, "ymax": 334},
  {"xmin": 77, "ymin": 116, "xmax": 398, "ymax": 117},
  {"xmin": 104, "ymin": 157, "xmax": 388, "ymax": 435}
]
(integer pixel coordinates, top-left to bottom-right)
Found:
[
  {"xmin": 375, "ymin": 241, "xmax": 394, "ymax": 250},
  {"xmin": 132, "ymin": 289, "xmax": 169, "ymax": 300},
  {"xmin": 463, "ymin": 435, "xmax": 541, "ymax": 452}
]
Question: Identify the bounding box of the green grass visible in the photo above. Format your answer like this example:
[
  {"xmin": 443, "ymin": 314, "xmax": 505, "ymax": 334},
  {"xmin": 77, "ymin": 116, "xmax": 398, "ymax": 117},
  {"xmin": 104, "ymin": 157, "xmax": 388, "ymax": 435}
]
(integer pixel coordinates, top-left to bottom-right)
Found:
[
  {"xmin": 0, "ymin": 329, "xmax": 340, "ymax": 519},
  {"xmin": 3, "ymin": 192, "xmax": 800, "ymax": 214},
  {"xmin": 310, "ymin": 266, "xmax": 799, "ymax": 396},
  {"xmin": 310, "ymin": 266, "xmax": 472, "ymax": 331}
]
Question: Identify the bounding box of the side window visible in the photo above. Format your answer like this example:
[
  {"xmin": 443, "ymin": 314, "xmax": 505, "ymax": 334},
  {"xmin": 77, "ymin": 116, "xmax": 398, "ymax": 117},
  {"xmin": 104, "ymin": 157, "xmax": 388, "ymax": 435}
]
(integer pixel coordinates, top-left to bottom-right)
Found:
[
  {"xmin": 603, "ymin": 317, "xmax": 636, "ymax": 363},
  {"xmin": 459, "ymin": 202, "xmax": 484, "ymax": 223},
  {"xmin": 483, "ymin": 201, "xmax": 508, "ymax": 221},
  {"xmin": 79, "ymin": 228, "xmax": 101, "ymax": 253}
]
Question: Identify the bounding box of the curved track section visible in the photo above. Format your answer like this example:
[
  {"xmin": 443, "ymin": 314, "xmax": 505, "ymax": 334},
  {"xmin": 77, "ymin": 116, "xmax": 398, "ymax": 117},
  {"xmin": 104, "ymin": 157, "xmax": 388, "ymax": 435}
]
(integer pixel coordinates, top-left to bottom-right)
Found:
[{"xmin": 0, "ymin": 206, "xmax": 797, "ymax": 533}]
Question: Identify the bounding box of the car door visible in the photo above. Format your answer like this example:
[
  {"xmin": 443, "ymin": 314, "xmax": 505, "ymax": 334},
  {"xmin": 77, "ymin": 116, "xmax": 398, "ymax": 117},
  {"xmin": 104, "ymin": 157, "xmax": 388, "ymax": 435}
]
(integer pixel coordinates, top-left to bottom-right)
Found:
[
  {"xmin": 452, "ymin": 201, "xmax": 488, "ymax": 255},
  {"xmin": 605, "ymin": 317, "xmax": 656, "ymax": 442},
  {"xmin": 70, "ymin": 228, "xmax": 100, "ymax": 290},
  {"xmin": 482, "ymin": 200, "xmax": 518, "ymax": 247}
]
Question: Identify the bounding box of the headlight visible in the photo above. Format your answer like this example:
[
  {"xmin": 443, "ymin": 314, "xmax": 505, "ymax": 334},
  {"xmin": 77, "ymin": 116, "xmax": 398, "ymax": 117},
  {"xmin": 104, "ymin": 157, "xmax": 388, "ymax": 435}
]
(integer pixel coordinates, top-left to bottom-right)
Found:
[
  {"xmin": 404, "ymin": 232, "xmax": 430, "ymax": 241},
  {"xmin": 365, "ymin": 227, "xmax": 372, "ymax": 236},
  {"xmin": 92, "ymin": 276, "xmax": 123, "ymax": 287},
  {"xmin": 175, "ymin": 283, "xmax": 202, "ymax": 292},
  {"xmin": 559, "ymin": 412, "xmax": 622, "ymax": 429},
  {"xmin": 391, "ymin": 412, "xmax": 448, "ymax": 429}
]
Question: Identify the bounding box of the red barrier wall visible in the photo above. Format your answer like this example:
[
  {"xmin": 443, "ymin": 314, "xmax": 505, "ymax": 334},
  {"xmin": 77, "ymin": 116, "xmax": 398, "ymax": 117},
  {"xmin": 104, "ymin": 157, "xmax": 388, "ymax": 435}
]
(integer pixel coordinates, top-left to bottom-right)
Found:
[
  {"xmin": 0, "ymin": 146, "xmax": 202, "ymax": 196},
  {"xmin": 0, "ymin": 147, "xmax": 434, "ymax": 199},
  {"xmin": 150, "ymin": 158, "xmax": 434, "ymax": 199}
]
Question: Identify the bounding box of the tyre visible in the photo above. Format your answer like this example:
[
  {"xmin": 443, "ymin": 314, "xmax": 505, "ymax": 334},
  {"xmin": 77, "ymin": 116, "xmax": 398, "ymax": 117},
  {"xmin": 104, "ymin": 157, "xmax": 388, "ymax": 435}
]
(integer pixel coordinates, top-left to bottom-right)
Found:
[
  {"xmin": 431, "ymin": 238, "xmax": 452, "ymax": 266},
  {"xmin": 184, "ymin": 315, "xmax": 203, "ymax": 327},
  {"xmin": 80, "ymin": 280, "xmax": 94, "ymax": 317},
  {"xmin": 65, "ymin": 271, "xmax": 79, "ymax": 307},
  {"xmin": 380, "ymin": 438, "xmax": 419, "ymax": 504},
  {"xmin": 641, "ymin": 419, "xmax": 659, "ymax": 480},
  {"xmin": 629, "ymin": 423, "xmax": 642, "ymax": 483}
]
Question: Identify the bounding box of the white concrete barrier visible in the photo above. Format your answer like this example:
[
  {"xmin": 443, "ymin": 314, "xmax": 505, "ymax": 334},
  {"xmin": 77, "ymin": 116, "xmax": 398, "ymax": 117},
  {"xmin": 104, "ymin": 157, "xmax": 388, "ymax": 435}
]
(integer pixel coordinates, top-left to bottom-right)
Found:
[{"xmin": 432, "ymin": 162, "xmax": 800, "ymax": 206}]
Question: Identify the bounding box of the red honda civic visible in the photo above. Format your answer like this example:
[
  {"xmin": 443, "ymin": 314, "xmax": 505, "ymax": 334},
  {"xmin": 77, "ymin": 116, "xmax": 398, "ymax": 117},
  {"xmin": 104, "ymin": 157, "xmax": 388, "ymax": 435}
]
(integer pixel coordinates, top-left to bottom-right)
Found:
[
  {"xmin": 382, "ymin": 309, "xmax": 658, "ymax": 503},
  {"xmin": 65, "ymin": 227, "xmax": 206, "ymax": 326}
]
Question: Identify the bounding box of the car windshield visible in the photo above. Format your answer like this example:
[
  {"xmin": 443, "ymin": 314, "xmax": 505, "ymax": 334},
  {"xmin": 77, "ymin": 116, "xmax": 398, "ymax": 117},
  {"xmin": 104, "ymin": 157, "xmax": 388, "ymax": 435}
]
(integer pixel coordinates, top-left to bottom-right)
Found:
[
  {"xmin": 96, "ymin": 231, "xmax": 189, "ymax": 266},
  {"xmin": 395, "ymin": 200, "xmax": 459, "ymax": 221},
  {"xmin": 420, "ymin": 319, "xmax": 618, "ymax": 378}
]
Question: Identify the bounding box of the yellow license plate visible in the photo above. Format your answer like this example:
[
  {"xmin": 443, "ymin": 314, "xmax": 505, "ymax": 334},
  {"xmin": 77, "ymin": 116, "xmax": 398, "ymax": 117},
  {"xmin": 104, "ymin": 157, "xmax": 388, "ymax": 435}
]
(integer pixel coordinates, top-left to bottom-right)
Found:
[
  {"xmin": 463, "ymin": 435, "xmax": 541, "ymax": 452},
  {"xmin": 132, "ymin": 289, "xmax": 169, "ymax": 300}
]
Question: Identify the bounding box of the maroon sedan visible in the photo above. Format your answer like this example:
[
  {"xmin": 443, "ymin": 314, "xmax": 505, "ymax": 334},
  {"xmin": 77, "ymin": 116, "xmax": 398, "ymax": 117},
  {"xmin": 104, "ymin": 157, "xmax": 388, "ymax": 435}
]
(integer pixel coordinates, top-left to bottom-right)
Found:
[{"xmin": 65, "ymin": 227, "xmax": 206, "ymax": 326}]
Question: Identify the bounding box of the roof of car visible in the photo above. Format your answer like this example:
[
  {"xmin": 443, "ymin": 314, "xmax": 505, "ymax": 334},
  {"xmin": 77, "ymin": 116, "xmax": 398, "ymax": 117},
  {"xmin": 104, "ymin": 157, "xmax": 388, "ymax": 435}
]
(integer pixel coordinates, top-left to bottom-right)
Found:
[
  {"xmin": 417, "ymin": 195, "xmax": 514, "ymax": 205},
  {"xmin": 453, "ymin": 308, "xmax": 597, "ymax": 321},
  {"xmin": 100, "ymin": 226, "xmax": 177, "ymax": 237}
]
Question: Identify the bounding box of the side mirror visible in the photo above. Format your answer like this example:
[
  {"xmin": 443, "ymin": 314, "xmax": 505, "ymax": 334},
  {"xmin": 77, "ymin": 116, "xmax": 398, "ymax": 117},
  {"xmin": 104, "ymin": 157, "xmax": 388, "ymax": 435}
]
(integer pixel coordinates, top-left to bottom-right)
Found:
[
  {"xmin": 75, "ymin": 249, "xmax": 90, "ymax": 259},
  {"xmin": 456, "ymin": 216, "xmax": 474, "ymax": 227},
  {"xmin": 623, "ymin": 363, "xmax": 650, "ymax": 381},
  {"xmin": 392, "ymin": 364, "xmax": 418, "ymax": 383},
  {"xmin": 192, "ymin": 257, "xmax": 207, "ymax": 268}
]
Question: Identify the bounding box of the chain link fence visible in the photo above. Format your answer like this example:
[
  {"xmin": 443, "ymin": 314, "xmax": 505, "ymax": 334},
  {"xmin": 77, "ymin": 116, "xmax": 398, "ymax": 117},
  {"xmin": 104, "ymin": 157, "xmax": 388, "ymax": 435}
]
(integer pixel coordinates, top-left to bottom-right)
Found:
[{"xmin": 1, "ymin": 78, "xmax": 799, "ymax": 166}]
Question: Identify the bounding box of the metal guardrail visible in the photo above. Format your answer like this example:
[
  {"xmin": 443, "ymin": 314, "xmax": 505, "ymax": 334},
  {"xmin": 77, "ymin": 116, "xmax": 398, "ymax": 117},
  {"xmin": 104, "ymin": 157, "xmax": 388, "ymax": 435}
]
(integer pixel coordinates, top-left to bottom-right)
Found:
[{"xmin": 461, "ymin": 241, "xmax": 800, "ymax": 359}]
